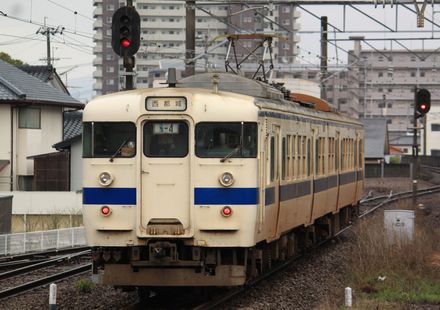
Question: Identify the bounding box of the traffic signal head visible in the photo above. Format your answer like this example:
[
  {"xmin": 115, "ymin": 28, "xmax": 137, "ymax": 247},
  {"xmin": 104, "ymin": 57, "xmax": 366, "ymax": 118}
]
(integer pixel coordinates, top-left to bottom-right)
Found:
[
  {"xmin": 416, "ymin": 88, "xmax": 431, "ymax": 115},
  {"xmin": 111, "ymin": 6, "xmax": 140, "ymax": 57}
]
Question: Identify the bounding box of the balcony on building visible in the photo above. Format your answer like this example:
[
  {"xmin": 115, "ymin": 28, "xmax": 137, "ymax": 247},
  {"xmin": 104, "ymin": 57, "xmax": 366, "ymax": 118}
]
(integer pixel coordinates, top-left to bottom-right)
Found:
[{"xmin": 93, "ymin": 6, "xmax": 103, "ymax": 17}]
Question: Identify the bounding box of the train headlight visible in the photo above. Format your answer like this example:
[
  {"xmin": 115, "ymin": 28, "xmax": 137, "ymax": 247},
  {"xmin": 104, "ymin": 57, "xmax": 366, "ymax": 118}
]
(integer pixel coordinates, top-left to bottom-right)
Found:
[
  {"xmin": 219, "ymin": 172, "xmax": 234, "ymax": 187},
  {"xmin": 98, "ymin": 172, "xmax": 113, "ymax": 186}
]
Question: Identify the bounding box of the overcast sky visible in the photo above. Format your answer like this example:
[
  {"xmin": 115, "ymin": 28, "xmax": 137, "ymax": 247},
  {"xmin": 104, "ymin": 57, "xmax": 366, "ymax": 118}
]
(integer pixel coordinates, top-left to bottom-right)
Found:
[{"xmin": 1, "ymin": 0, "xmax": 439, "ymax": 102}]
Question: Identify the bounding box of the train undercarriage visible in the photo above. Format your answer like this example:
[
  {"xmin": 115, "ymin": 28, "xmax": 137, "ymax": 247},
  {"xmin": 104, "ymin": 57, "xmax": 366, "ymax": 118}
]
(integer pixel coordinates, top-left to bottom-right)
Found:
[{"xmin": 91, "ymin": 204, "xmax": 357, "ymax": 289}]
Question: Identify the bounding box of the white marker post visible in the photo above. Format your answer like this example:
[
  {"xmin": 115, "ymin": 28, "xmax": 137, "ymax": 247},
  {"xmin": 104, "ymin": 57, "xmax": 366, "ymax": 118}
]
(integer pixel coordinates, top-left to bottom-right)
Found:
[
  {"xmin": 345, "ymin": 287, "xmax": 352, "ymax": 307},
  {"xmin": 49, "ymin": 283, "xmax": 57, "ymax": 310}
]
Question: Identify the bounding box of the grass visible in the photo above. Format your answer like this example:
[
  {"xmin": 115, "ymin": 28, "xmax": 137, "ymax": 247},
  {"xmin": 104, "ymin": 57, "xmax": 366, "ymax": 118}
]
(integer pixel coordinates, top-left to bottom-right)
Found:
[
  {"xmin": 346, "ymin": 202, "xmax": 440, "ymax": 307},
  {"xmin": 75, "ymin": 278, "xmax": 96, "ymax": 293}
]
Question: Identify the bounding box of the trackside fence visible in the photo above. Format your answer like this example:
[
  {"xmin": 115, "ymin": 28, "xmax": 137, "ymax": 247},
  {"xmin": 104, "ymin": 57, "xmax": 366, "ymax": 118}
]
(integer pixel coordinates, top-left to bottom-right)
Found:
[{"xmin": 0, "ymin": 227, "xmax": 86, "ymax": 256}]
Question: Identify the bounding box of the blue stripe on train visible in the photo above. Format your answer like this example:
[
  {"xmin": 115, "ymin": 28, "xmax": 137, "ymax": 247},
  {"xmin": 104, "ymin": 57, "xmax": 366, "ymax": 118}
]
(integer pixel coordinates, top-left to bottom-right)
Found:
[
  {"xmin": 83, "ymin": 187, "xmax": 136, "ymax": 205},
  {"xmin": 194, "ymin": 187, "xmax": 258, "ymax": 205}
]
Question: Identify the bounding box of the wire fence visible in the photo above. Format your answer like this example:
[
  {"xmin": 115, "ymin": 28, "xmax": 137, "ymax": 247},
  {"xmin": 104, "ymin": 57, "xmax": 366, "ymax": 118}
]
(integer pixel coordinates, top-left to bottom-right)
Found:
[{"xmin": 0, "ymin": 227, "xmax": 86, "ymax": 256}]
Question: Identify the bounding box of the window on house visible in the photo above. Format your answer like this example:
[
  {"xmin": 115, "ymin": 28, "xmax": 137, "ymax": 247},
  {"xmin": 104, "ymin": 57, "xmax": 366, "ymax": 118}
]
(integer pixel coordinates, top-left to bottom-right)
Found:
[
  {"xmin": 420, "ymin": 71, "xmax": 425, "ymax": 77},
  {"xmin": 19, "ymin": 107, "xmax": 41, "ymax": 129},
  {"xmin": 432, "ymin": 124, "xmax": 440, "ymax": 131},
  {"xmin": 411, "ymin": 72, "xmax": 416, "ymax": 77},
  {"xmin": 106, "ymin": 79, "xmax": 114, "ymax": 85},
  {"xmin": 18, "ymin": 176, "xmax": 33, "ymax": 191},
  {"xmin": 106, "ymin": 66, "xmax": 115, "ymax": 73},
  {"xmin": 378, "ymin": 72, "xmax": 383, "ymax": 77},
  {"xmin": 106, "ymin": 4, "xmax": 114, "ymax": 10}
]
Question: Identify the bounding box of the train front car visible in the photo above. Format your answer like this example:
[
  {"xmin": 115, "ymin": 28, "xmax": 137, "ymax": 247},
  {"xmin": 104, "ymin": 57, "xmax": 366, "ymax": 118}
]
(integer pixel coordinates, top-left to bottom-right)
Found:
[{"xmin": 83, "ymin": 86, "xmax": 259, "ymax": 287}]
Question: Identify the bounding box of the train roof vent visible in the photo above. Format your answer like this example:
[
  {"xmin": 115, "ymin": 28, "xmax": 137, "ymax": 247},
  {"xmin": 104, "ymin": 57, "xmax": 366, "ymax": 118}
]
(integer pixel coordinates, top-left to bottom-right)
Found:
[
  {"xmin": 178, "ymin": 72, "xmax": 283, "ymax": 100},
  {"xmin": 289, "ymin": 92, "xmax": 337, "ymax": 112}
]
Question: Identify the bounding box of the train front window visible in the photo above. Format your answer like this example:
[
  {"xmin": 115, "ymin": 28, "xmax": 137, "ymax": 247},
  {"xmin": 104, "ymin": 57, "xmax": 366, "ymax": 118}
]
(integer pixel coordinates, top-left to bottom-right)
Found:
[
  {"xmin": 195, "ymin": 122, "xmax": 257, "ymax": 158},
  {"xmin": 83, "ymin": 122, "xmax": 136, "ymax": 158},
  {"xmin": 144, "ymin": 121, "xmax": 189, "ymax": 157}
]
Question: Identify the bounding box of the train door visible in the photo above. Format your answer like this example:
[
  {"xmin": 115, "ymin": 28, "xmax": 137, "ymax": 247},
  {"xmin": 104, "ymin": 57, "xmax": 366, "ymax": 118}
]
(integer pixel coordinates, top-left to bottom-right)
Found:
[
  {"xmin": 266, "ymin": 125, "xmax": 281, "ymax": 241},
  {"xmin": 139, "ymin": 117, "xmax": 192, "ymax": 237}
]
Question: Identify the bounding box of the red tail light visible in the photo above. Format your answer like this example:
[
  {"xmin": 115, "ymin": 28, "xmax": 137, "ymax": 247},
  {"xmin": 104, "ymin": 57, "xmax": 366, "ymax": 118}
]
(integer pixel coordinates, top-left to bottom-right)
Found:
[
  {"xmin": 221, "ymin": 206, "xmax": 233, "ymax": 217},
  {"xmin": 101, "ymin": 206, "xmax": 111, "ymax": 216}
]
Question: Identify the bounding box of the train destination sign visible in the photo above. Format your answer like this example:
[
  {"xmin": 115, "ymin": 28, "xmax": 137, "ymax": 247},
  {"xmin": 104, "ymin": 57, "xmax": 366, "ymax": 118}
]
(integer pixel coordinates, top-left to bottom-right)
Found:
[{"xmin": 146, "ymin": 97, "xmax": 187, "ymax": 111}]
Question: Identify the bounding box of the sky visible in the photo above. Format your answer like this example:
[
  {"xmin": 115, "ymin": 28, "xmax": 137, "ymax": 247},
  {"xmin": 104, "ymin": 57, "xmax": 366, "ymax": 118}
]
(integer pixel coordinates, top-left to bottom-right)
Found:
[
  {"xmin": 0, "ymin": 0, "xmax": 94, "ymax": 102},
  {"xmin": 1, "ymin": 0, "xmax": 439, "ymax": 102}
]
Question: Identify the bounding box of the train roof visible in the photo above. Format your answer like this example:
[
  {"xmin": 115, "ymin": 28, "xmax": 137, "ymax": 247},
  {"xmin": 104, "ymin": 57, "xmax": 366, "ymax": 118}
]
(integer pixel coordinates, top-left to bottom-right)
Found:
[{"xmin": 178, "ymin": 72, "xmax": 362, "ymax": 127}]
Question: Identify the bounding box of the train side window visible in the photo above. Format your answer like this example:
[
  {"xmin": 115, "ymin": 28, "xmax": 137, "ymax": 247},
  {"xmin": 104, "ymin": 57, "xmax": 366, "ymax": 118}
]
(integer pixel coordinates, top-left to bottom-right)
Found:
[
  {"xmin": 270, "ymin": 136, "xmax": 275, "ymax": 182},
  {"xmin": 354, "ymin": 140, "xmax": 358, "ymax": 169},
  {"xmin": 296, "ymin": 136, "xmax": 304, "ymax": 179},
  {"xmin": 335, "ymin": 138, "xmax": 339, "ymax": 172},
  {"xmin": 315, "ymin": 138, "xmax": 319, "ymax": 175},
  {"xmin": 359, "ymin": 139, "xmax": 363, "ymax": 167},
  {"xmin": 144, "ymin": 121, "xmax": 188, "ymax": 157},
  {"xmin": 307, "ymin": 138, "xmax": 311, "ymax": 177},
  {"xmin": 282, "ymin": 137, "xmax": 286, "ymax": 180},
  {"xmin": 291, "ymin": 135, "xmax": 295, "ymax": 180}
]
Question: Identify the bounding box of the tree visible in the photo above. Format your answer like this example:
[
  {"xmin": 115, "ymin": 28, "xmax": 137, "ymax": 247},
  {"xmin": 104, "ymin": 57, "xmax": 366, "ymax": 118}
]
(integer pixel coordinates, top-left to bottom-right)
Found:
[{"xmin": 0, "ymin": 51, "xmax": 25, "ymax": 66}]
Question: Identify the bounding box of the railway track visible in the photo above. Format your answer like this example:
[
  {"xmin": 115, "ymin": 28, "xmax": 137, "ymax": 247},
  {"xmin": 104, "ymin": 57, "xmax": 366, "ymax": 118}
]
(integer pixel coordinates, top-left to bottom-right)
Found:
[
  {"xmin": 0, "ymin": 248, "xmax": 91, "ymax": 300},
  {"xmin": 122, "ymin": 185, "xmax": 440, "ymax": 309},
  {"xmin": 187, "ymin": 185, "xmax": 440, "ymax": 310},
  {"xmin": 0, "ymin": 264, "xmax": 91, "ymax": 300},
  {"xmin": 0, "ymin": 246, "xmax": 90, "ymax": 263}
]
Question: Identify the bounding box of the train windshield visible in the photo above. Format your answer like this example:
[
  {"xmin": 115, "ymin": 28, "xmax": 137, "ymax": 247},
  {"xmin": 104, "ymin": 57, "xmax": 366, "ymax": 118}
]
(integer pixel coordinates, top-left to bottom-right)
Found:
[
  {"xmin": 144, "ymin": 121, "xmax": 189, "ymax": 157},
  {"xmin": 195, "ymin": 122, "xmax": 257, "ymax": 158},
  {"xmin": 83, "ymin": 122, "xmax": 136, "ymax": 158}
]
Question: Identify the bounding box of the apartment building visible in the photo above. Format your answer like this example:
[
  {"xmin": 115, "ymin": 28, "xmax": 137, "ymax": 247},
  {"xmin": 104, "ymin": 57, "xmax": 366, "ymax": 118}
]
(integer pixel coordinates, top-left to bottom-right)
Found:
[
  {"xmin": 92, "ymin": 0, "xmax": 300, "ymax": 95},
  {"xmin": 348, "ymin": 39, "xmax": 439, "ymax": 151}
]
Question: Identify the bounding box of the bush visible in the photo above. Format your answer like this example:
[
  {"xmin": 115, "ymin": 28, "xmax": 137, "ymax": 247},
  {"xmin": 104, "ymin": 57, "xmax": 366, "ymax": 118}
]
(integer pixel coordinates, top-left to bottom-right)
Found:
[{"xmin": 75, "ymin": 279, "xmax": 95, "ymax": 293}]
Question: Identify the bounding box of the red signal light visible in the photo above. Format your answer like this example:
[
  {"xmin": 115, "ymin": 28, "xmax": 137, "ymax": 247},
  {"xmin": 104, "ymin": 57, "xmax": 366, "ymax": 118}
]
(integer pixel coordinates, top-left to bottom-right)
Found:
[
  {"xmin": 121, "ymin": 38, "xmax": 131, "ymax": 48},
  {"xmin": 221, "ymin": 206, "xmax": 233, "ymax": 217},
  {"xmin": 101, "ymin": 206, "xmax": 111, "ymax": 216},
  {"xmin": 420, "ymin": 103, "xmax": 427, "ymax": 111}
]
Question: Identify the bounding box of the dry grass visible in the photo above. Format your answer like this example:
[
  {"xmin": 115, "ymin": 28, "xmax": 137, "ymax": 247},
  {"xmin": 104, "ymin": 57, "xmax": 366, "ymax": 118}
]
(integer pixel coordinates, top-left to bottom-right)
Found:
[{"xmin": 346, "ymin": 201, "xmax": 440, "ymax": 307}]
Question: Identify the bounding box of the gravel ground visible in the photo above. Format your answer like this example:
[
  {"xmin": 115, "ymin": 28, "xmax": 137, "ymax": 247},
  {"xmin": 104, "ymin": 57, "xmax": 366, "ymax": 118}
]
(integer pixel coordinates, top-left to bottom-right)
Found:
[{"xmin": 0, "ymin": 177, "xmax": 438, "ymax": 310}]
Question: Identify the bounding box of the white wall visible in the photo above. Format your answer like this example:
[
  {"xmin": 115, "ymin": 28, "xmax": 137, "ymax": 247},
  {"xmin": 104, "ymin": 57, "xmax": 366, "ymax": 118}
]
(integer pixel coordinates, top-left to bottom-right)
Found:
[
  {"xmin": 0, "ymin": 191, "xmax": 82, "ymax": 215},
  {"xmin": 426, "ymin": 107, "xmax": 440, "ymax": 155},
  {"xmin": 70, "ymin": 140, "xmax": 83, "ymax": 191},
  {"xmin": 16, "ymin": 106, "xmax": 63, "ymax": 176},
  {"xmin": 0, "ymin": 105, "xmax": 11, "ymax": 191}
]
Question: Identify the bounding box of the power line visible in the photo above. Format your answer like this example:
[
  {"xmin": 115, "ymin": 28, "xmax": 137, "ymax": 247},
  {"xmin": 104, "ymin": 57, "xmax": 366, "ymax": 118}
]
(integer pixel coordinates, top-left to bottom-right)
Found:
[
  {"xmin": 46, "ymin": 0, "xmax": 94, "ymax": 22},
  {"xmin": 0, "ymin": 12, "xmax": 93, "ymax": 39}
]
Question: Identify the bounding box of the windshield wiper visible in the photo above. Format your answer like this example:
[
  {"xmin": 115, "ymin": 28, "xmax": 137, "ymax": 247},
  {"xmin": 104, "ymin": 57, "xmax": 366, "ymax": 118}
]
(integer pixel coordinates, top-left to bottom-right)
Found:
[
  {"xmin": 220, "ymin": 147, "xmax": 241, "ymax": 163},
  {"xmin": 109, "ymin": 138, "xmax": 128, "ymax": 162},
  {"xmin": 220, "ymin": 122, "xmax": 244, "ymax": 163}
]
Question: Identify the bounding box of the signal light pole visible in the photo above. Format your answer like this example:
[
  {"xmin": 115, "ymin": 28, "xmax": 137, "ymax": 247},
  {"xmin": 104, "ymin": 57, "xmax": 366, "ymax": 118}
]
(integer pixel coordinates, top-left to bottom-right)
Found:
[
  {"xmin": 111, "ymin": 0, "xmax": 140, "ymax": 90},
  {"xmin": 412, "ymin": 87, "xmax": 431, "ymax": 205}
]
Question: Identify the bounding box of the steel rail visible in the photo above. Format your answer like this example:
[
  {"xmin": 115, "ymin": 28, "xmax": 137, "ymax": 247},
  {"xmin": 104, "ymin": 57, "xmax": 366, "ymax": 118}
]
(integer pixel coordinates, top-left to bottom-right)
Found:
[
  {"xmin": 0, "ymin": 250, "xmax": 90, "ymax": 280},
  {"xmin": 191, "ymin": 185, "xmax": 440, "ymax": 310},
  {"xmin": 359, "ymin": 185, "xmax": 440, "ymax": 218},
  {"xmin": 0, "ymin": 246, "xmax": 90, "ymax": 262},
  {"xmin": 0, "ymin": 258, "xmax": 50, "ymax": 270},
  {"xmin": 0, "ymin": 264, "xmax": 91, "ymax": 300}
]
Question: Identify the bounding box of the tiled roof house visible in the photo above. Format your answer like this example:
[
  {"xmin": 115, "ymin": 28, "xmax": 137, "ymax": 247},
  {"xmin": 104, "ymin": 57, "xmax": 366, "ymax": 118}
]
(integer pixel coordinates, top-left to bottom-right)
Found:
[{"xmin": 0, "ymin": 59, "xmax": 84, "ymax": 191}]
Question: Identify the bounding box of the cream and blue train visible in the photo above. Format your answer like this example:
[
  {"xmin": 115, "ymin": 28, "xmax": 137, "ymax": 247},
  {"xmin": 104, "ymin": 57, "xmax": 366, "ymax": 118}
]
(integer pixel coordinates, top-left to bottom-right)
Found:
[{"xmin": 83, "ymin": 73, "xmax": 363, "ymax": 287}]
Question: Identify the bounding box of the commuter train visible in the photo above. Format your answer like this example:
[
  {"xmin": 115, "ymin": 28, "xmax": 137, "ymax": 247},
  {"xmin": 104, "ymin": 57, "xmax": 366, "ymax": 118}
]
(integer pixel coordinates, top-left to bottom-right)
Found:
[{"xmin": 83, "ymin": 72, "xmax": 364, "ymax": 288}]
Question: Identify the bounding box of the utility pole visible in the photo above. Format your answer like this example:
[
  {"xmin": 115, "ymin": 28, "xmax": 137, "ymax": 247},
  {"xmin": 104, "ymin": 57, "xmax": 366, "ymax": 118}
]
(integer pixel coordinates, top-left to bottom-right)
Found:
[
  {"xmin": 185, "ymin": 0, "xmax": 196, "ymax": 77},
  {"xmin": 37, "ymin": 19, "xmax": 64, "ymax": 66},
  {"xmin": 412, "ymin": 86, "xmax": 418, "ymax": 206},
  {"xmin": 320, "ymin": 16, "xmax": 328, "ymax": 100}
]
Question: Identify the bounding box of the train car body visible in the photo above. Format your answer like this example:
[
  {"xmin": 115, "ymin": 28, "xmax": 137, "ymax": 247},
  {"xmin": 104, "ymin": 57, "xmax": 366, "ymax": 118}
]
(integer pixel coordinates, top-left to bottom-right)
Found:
[{"xmin": 83, "ymin": 73, "xmax": 363, "ymax": 287}]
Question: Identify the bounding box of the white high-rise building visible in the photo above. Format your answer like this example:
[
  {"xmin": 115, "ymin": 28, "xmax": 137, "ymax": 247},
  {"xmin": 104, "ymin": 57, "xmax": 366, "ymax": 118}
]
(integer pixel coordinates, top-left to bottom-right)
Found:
[{"xmin": 93, "ymin": 0, "xmax": 301, "ymax": 96}]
